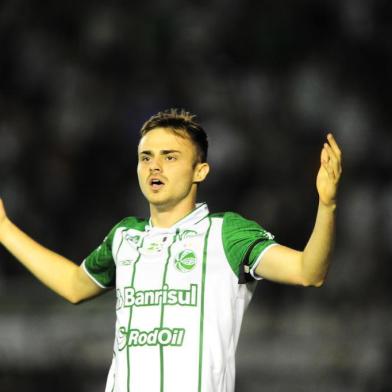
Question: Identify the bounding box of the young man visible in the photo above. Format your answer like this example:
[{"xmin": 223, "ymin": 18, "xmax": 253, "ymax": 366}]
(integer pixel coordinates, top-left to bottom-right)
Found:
[{"xmin": 0, "ymin": 109, "xmax": 342, "ymax": 392}]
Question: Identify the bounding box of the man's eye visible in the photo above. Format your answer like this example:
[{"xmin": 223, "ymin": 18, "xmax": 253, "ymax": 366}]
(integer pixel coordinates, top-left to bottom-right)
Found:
[
  {"xmin": 166, "ymin": 155, "xmax": 177, "ymax": 161},
  {"xmin": 141, "ymin": 156, "xmax": 150, "ymax": 162}
]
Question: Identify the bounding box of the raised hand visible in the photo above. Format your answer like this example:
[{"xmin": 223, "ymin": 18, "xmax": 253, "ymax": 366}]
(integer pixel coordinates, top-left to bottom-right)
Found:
[
  {"xmin": 0, "ymin": 198, "xmax": 8, "ymax": 238},
  {"xmin": 316, "ymin": 133, "xmax": 343, "ymax": 207}
]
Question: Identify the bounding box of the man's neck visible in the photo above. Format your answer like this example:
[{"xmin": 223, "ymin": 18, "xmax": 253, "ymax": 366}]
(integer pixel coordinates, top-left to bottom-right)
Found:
[{"xmin": 150, "ymin": 198, "xmax": 197, "ymax": 228}]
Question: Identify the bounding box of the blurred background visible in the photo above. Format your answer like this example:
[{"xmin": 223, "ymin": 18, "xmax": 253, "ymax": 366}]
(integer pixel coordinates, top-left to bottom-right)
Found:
[{"xmin": 0, "ymin": 0, "xmax": 391, "ymax": 391}]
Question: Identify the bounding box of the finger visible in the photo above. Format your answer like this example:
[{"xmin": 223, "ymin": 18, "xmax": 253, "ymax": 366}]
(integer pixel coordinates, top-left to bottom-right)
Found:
[
  {"xmin": 322, "ymin": 160, "xmax": 335, "ymax": 180},
  {"xmin": 325, "ymin": 143, "xmax": 339, "ymax": 178},
  {"xmin": 321, "ymin": 147, "xmax": 335, "ymax": 179},
  {"xmin": 324, "ymin": 143, "xmax": 342, "ymax": 181},
  {"xmin": 326, "ymin": 133, "xmax": 342, "ymax": 161},
  {"xmin": 320, "ymin": 146, "xmax": 329, "ymax": 164},
  {"xmin": 324, "ymin": 141, "xmax": 340, "ymax": 163},
  {"xmin": 324, "ymin": 143, "xmax": 337, "ymax": 163}
]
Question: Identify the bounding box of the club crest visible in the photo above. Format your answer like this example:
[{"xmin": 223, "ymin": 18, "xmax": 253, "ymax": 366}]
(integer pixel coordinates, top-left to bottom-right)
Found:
[{"xmin": 174, "ymin": 249, "xmax": 197, "ymax": 273}]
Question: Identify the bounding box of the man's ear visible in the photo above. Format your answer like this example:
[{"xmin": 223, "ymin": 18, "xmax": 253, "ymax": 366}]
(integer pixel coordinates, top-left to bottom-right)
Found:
[{"xmin": 193, "ymin": 162, "xmax": 210, "ymax": 183}]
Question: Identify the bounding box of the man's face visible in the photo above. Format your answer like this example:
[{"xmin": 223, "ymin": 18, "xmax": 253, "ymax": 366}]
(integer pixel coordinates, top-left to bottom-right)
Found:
[{"xmin": 137, "ymin": 127, "xmax": 209, "ymax": 210}]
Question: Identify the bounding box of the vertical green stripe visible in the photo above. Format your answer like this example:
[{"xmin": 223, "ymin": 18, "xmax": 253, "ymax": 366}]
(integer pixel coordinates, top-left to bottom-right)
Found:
[
  {"xmin": 159, "ymin": 230, "xmax": 179, "ymax": 392},
  {"xmin": 198, "ymin": 218, "xmax": 212, "ymax": 392},
  {"xmin": 115, "ymin": 229, "xmax": 127, "ymax": 260},
  {"xmin": 126, "ymin": 237, "xmax": 145, "ymax": 392}
]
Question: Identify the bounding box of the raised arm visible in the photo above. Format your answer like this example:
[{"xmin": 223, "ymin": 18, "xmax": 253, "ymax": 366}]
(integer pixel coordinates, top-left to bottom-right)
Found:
[
  {"xmin": 255, "ymin": 133, "xmax": 342, "ymax": 286},
  {"xmin": 0, "ymin": 199, "xmax": 104, "ymax": 303}
]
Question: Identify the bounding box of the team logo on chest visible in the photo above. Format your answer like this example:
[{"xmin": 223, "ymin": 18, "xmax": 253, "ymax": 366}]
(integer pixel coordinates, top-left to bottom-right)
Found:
[{"xmin": 174, "ymin": 249, "xmax": 197, "ymax": 272}]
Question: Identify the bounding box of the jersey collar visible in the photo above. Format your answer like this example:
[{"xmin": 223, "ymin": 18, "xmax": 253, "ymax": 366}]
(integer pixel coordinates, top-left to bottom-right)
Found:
[{"xmin": 146, "ymin": 203, "xmax": 209, "ymax": 234}]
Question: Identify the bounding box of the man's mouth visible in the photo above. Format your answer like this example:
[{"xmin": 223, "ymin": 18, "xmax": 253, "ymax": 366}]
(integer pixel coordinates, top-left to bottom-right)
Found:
[{"xmin": 149, "ymin": 178, "xmax": 165, "ymax": 191}]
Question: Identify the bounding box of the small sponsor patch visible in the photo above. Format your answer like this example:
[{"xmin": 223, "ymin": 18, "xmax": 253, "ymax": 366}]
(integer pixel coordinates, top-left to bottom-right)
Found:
[{"xmin": 179, "ymin": 230, "xmax": 198, "ymax": 240}]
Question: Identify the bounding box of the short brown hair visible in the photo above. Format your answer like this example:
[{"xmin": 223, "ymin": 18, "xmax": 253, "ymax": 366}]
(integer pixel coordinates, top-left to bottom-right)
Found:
[{"xmin": 140, "ymin": 108, "xmax": 208, "ymax": 163}]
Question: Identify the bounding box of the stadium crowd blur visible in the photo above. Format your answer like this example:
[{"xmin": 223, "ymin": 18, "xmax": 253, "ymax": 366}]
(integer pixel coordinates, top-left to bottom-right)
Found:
[{"xmin": 1, "ymin": 1, "xmax": 391, "ymax": 391}]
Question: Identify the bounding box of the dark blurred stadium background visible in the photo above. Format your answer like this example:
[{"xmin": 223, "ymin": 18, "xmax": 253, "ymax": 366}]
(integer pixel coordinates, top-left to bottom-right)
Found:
[{"xmin": 1, "ymin": 1, "xmax": 392, "ymax": 391}]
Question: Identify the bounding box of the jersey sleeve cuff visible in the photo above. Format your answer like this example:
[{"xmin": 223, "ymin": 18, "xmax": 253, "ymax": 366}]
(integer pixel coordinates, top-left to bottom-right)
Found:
[
  {"xmin": 250, "ymin": 242, "xmax": 279, "ymax": 280},
  {"xmin": 81, "ymin": 260, "xmax": 112, "ymax": 289}
]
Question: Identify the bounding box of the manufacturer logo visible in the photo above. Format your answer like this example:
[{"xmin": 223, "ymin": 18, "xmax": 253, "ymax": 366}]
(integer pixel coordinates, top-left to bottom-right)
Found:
[
  {"xmin": 174, "ymin": 249, "xmax": 197, "ymax": 273},
  {"xmin": 125, "ymin": 233, "xmax": 141, "ymax": 246},
  {"xmin": 118, "ymin": 259, "xmax": 133, "ymax": 266},
  {"xmin": 263, "ymin": 230, "xmax": 274, "ymax": 240}
]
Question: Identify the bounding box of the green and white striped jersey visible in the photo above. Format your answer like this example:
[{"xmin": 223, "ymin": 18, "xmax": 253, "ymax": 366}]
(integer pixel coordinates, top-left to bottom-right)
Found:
[{"xmin": 82, "ymin": 203, "xmax": 277, "ymax": 392}]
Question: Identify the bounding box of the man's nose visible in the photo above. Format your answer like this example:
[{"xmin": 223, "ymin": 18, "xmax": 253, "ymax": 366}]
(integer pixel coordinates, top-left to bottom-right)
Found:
[{"xmin": 149, "ymin": 157, "xmax": 162, "ymax": 172}]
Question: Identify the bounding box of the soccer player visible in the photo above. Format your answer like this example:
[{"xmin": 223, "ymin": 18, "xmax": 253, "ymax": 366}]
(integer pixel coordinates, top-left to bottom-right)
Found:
[{"xmin": 0, "ymin": 109, "xmax": 342, "ymax": 392}]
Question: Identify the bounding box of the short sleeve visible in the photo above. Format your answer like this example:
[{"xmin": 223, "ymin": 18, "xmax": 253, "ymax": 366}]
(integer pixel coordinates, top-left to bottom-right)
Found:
[
  {"xmin": 81, "ymin": 224, "xmax": 119, "ymax": 289},
  {"xmin": 222, "ymin": 212, "xmax": 277, "ymax": 281}
]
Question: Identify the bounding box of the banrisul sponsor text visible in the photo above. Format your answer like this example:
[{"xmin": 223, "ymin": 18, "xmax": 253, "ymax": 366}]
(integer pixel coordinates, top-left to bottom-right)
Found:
[{"xmin": 118, "ymin": 284, "xmax": 198, "ymax": 308}]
